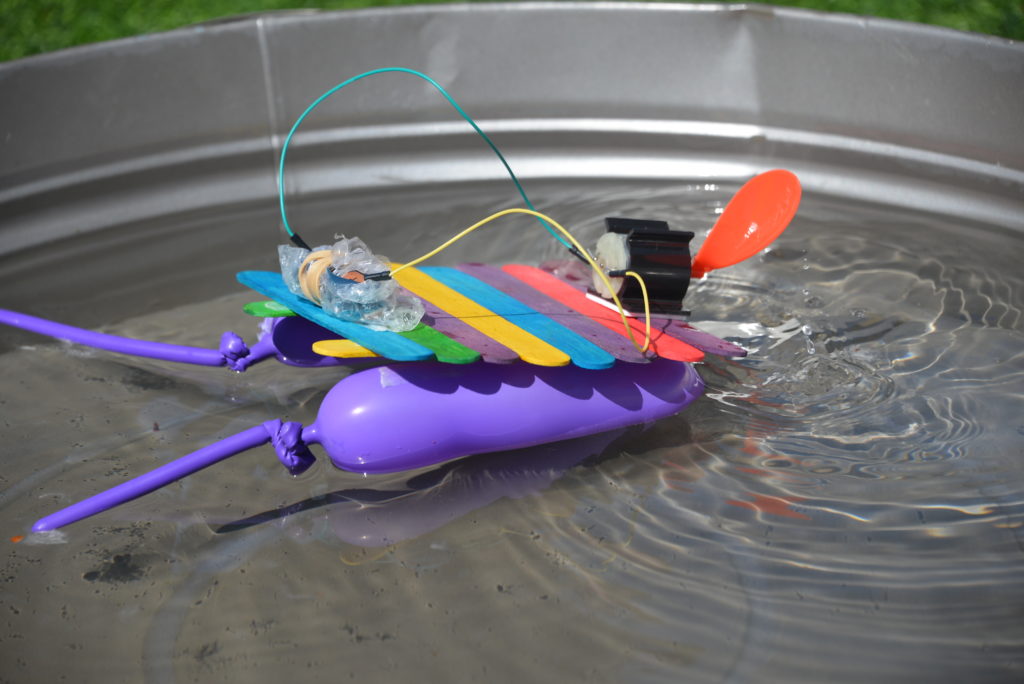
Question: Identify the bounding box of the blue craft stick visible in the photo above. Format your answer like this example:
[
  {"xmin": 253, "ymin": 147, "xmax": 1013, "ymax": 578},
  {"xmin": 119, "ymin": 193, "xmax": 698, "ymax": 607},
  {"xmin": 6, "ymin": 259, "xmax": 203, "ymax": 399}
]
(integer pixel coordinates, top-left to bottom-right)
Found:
[
  {"xmin": 420, "ymin": 266, "xmax": 616, "ymax": 370},
  {"xmin": 236, "ymin": 271, "xmax": 434, "ymax": 362}
]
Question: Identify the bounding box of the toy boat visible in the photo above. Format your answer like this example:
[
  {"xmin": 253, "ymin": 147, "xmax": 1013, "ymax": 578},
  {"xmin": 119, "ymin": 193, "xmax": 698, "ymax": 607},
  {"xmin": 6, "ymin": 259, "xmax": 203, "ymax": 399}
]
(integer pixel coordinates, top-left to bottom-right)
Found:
[
  {"xmin": 1, "ymin": 69, "xmax": 801, "ymax": 533},
  {"xmin": 2, "ymin": 237, "xmax": 759, "ymax": 534}
]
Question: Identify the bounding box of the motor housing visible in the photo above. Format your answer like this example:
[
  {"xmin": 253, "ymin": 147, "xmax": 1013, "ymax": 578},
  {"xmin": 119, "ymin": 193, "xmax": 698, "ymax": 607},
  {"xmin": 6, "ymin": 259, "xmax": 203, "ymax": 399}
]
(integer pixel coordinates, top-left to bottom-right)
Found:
[{"xmin": 594, "ymin": 217, "xmax": 694, "ymax": 315}]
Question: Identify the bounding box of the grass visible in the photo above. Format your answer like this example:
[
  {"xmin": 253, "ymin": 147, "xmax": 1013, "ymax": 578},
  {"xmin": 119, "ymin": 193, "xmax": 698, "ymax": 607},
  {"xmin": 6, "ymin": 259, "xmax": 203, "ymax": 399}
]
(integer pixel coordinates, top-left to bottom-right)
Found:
[{"xmin": 1, "ymin": 0, "xmax": 1021, "ymax": 62}]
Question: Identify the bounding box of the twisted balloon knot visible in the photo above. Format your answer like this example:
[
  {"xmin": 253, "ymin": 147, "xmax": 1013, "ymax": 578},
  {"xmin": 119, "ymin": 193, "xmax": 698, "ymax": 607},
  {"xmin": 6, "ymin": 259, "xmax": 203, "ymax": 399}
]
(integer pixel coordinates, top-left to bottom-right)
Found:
[
  {"xmin": 263, "ymin": 419, "xmax": 316, "ymax": 475},
  {"xmin": 219, "ymin": 331, "xmax": 252, "ymax": 372}
]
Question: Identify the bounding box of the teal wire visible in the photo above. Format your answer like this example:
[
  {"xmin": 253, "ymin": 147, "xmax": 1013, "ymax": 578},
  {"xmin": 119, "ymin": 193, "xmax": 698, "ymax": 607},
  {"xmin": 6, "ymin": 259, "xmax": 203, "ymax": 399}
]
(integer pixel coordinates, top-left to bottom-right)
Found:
[{"xmin": 277, "ymin": 67, "xmax": 569, "ymax": 250}]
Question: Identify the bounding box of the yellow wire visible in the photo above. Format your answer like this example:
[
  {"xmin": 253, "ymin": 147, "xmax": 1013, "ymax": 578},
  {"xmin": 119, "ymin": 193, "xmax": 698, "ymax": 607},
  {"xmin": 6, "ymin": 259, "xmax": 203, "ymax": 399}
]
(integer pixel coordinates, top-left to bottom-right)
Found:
[
  {"xmin": 391, "ymin": 207, "xmax": 652, "ymax": 353},
  {"xmin": 624, "ymin": 271, "xmax": 652, "ymax": 352}
]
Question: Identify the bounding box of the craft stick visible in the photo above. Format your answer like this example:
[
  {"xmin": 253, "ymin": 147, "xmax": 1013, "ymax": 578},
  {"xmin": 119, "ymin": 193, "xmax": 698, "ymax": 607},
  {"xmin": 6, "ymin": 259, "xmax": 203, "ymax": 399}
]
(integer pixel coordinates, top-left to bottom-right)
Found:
[
  {"xmin": 391, "ymin": 264, "xmax": 570, "ymax": 367},
  {"xmin": 502, "ymin": 264, "xmax": 704, "ymax": 363},
  {"xmin": 237, "ymin": 271, "xmax": 433, "ymax": 362},
  {"xmin": 456, "ymin": 264, "xmax": 649, "ymax": 364},
  {"xmin": 422, "ymin": 266, "xmax": 615, "ymax": 370}
]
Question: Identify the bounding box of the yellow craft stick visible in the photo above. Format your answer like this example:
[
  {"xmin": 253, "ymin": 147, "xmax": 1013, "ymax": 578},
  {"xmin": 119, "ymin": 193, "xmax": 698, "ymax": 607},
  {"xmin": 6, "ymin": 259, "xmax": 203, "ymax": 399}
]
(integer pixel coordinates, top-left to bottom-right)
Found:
[
  {"xmin": 312, "ymin": 339, "xmax": 380, "ymax": 358},
  {"xmin": 391, "ymin": 264, "xmax": 570, "ymax": 367}
]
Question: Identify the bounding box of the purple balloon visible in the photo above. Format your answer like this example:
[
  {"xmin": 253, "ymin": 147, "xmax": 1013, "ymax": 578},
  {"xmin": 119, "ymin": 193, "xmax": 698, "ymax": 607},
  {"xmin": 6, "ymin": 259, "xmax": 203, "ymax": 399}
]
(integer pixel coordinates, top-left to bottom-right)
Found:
[{"xmin": 305, "ymin": 358, "xmax": 703, "ymax": 473}]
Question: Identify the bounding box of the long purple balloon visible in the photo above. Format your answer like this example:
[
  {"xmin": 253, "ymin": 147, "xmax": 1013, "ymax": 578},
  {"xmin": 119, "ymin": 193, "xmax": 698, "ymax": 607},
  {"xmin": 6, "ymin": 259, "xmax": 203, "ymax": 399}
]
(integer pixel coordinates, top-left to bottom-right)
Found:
[
  {"xmin": 0, "ymin": 309, "xmax": 359, "ymax": 370},
  {"xmin": 32, "ymin": 427, "xmax": 273, "ymax": 532},
  {"xmin": 0, "ymin": 308, "xmax": 227, "ymax": 365}
]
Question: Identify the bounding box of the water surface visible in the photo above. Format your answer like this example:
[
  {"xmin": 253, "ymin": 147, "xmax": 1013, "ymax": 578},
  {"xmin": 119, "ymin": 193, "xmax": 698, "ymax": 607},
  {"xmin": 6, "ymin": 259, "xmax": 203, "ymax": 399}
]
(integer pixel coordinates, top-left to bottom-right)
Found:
[{"xmin": 1, "ymin": 181, "xmax": 1022, "ymax": 683}]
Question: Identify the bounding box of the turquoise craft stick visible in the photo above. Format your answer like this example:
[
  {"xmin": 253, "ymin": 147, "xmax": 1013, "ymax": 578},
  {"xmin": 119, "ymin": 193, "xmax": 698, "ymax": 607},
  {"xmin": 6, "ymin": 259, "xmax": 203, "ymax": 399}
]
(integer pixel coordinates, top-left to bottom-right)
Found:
[
  {"xmin": 420, "ymin": 266, "xmax": 616, "ymax": 370},
  {"xmin": 236, "ymin": 271, "xmax": 435, "ymax": 362}
]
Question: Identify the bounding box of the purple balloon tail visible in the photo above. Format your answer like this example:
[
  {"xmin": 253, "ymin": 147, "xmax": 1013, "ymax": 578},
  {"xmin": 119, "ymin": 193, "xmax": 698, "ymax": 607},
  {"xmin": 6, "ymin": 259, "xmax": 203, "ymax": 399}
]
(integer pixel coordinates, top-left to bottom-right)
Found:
[
  {"xmin": 1, "ymin": 308, "xmax": 234, "ymax": 367},
  {"xmin": 30, "ymin": 421, "xmax": 313, "ymax": 532}
]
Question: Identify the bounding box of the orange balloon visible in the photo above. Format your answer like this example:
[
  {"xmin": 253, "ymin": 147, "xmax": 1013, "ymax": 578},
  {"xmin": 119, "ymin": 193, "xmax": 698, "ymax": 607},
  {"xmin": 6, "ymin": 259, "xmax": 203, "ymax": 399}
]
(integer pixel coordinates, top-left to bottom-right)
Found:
[{"xmin": 691, "ymin": 169, "xmax": 802, "ymax": 277}]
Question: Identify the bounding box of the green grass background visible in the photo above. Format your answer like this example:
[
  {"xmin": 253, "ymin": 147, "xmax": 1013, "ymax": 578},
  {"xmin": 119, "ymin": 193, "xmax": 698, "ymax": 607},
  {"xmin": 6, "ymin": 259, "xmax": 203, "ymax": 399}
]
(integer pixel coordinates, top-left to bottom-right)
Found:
[{"xmin": 1, "ymin": 0, "xmax": 1021, "ymax": 62}]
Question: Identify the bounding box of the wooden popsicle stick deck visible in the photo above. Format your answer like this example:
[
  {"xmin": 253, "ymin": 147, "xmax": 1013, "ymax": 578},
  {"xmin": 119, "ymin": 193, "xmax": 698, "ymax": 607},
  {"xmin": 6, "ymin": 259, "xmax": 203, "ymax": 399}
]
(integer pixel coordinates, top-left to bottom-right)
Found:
[
  {"xmin": 390, "ymin": 264, "xmax": 571, "ymax": 367},
  {"xmin": 421, "ymin": 266, "xmax": 616, "ymax": 370},
  {"xmin": 239, "ymin": 264, "xmax": 739, "ymax": 366},
  {"xmin": 236, "ymin": 271, "xmax": 434, "ymax": 362},
  {"xmin": 455, "ymin": 263, "xmax": 651, "ymax": 364},
  {"xmin": 501, "ymin": 264, "xmax": 705, "ymax": 363},
  {"xmin": 416, "ymin": 296, "xmax": 520, "ymax": 364}
]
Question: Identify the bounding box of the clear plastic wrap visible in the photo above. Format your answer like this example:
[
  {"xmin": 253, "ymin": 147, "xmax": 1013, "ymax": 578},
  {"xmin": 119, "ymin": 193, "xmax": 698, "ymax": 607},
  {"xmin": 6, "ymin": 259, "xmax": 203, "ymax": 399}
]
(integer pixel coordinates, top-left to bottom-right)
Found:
[{"xmin": 278, "ymin": 237, "xmax": 424, "ymax": 332}]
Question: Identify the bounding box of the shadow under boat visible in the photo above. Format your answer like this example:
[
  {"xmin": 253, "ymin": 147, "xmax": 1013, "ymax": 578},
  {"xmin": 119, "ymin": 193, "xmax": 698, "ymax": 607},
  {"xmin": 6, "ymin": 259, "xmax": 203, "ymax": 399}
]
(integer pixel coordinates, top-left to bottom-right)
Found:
[{"xmin": 213, "ymin": 418, "xmax": 697, "ymax": 546}]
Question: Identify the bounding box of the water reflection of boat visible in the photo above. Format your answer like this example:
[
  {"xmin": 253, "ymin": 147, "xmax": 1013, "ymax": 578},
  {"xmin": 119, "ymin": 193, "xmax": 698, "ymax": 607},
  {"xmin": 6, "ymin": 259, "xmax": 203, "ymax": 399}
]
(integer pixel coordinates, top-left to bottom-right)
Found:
[{"xmin": 215, "ymin": 430, "xmax": 629, "ymax": 546}]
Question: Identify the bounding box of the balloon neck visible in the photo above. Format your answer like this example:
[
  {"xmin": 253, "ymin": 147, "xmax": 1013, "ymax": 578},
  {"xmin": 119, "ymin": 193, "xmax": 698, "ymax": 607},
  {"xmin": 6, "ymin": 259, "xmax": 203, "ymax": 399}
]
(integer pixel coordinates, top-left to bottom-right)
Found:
[{"xmin": 263, "ymin": 419, "xmax": 316, "ymax": 475}]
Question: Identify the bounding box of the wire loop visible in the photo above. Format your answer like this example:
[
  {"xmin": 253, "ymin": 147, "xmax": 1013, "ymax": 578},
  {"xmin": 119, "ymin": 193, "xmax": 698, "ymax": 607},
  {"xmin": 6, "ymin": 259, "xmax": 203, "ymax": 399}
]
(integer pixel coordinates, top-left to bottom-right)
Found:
[{"xmin": 278, "ymin": 68, "xmax": 567, "ymax": 251}]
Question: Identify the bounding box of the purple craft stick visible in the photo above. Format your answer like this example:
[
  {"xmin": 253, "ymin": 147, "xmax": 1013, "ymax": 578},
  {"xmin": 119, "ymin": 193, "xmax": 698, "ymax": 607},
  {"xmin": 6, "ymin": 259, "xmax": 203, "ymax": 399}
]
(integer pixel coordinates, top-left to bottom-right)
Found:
[
  {"xmin": 404, "ymin": 288, "xmax": 520, "ymax": 364},
  {"xmin": 661, "ymin": 320, "xmax": 747, "ymax": 358},
  {"xmin": 456, "ymin": 263, "xmax": 649, "ymax": 364}
]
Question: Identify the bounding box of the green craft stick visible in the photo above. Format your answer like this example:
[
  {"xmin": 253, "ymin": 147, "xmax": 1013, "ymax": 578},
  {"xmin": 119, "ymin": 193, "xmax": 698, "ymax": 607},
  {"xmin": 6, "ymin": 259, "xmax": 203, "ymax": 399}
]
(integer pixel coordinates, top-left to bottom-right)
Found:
[
  {"xmin": 398, "ymin": 323, "xmax": 480, "ymax": 365},
  {"xmin": 243, "ymin": 301, "xmax": 296, "ymax": 317}
]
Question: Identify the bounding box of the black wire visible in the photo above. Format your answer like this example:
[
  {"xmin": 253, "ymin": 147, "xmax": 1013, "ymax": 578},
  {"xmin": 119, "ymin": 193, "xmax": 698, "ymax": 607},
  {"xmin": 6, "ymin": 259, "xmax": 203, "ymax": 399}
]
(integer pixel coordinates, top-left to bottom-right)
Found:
[{"xmin": 289, "ymin": 233, "xmax": 312, "ymax": 251}]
